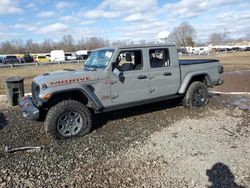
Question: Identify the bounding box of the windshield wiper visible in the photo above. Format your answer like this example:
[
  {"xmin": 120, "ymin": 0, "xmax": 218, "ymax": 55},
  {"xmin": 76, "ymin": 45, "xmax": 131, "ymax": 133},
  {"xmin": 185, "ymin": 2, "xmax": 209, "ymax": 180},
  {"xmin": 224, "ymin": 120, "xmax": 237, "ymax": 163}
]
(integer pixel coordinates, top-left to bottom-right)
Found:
[{"xmin": 84, "ymin": 65, "xmax": 98, "ymax": 71}]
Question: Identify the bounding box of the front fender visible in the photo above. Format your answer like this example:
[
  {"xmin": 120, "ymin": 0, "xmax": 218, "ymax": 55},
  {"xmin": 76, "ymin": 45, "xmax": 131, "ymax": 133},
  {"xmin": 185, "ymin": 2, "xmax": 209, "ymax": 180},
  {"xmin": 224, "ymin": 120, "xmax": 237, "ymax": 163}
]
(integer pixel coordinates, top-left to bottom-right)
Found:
[{"xmin": 46, "ymin": 86, "xmax": 104, "ymax": 111}]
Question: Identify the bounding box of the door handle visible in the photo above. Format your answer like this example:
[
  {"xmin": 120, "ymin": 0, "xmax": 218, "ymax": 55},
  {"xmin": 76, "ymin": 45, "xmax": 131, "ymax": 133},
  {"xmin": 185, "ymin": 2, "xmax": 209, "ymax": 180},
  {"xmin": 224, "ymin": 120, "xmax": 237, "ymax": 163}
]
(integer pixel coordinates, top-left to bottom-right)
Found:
[
  {"xmin": 163, "ymin": 72, "xmax": 172, "ymax": 76},
  {"xmin": 137, "ymin": 75, "xmax": 147, "ymax": 79},
  {"xmin": 110, "ymin": 79, "xmax": 117, "ymax": 84}
]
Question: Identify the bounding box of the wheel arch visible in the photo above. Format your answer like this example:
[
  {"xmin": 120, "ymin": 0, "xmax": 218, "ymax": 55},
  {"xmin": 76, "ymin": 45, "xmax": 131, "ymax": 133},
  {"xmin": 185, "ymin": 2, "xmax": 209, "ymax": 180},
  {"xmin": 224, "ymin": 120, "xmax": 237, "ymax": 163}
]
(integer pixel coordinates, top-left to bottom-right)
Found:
[
  {"xmin": 178, "ymin": 72, "xmax": 211, "ymax": 94},
  {"xmin": 45, "ymin": 86, "xmax": 104, "ymax": 111}
]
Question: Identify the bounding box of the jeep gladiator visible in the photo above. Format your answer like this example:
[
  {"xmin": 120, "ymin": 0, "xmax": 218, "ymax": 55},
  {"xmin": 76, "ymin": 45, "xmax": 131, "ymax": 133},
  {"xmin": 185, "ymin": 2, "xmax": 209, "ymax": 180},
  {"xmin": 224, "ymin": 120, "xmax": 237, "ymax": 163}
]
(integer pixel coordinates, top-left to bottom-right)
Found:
[{"xmin": 19, "ymin": 44, "xmax": 223, "ymax": 139}]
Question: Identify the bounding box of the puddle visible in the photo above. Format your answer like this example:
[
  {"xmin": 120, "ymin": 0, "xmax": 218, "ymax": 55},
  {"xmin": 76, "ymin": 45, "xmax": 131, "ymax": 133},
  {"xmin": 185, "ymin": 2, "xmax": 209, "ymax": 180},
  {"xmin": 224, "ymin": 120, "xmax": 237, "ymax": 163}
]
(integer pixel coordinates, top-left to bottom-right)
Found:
[
  {"xmin": 223, "ymin": 70, "xmax": 250, "ymax": 76},
  {"xmin": 229, "ymin": 95, "xmax": 250, "ymax": 111},
  {"xmin": 0, "ymin": 112, "xmax": 7, "ymax": 130}
]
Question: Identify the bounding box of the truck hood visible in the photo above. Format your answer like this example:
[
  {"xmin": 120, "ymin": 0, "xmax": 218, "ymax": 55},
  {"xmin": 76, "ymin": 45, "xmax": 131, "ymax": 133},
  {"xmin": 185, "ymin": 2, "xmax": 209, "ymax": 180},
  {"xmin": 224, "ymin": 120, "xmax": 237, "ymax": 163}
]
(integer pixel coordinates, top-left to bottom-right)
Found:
[{"xmin": 33, "ymin": 69, "xmax": 97, "ymax": 88}]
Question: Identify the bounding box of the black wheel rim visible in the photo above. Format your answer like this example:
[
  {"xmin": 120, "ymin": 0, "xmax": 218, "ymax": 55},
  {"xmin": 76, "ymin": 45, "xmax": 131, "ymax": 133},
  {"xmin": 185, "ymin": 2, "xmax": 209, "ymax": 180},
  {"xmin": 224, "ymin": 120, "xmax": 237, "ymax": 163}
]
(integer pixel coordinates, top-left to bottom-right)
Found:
[{"xmin": 192, "ymin": 87, "xmax": 206, "ymax": 107}]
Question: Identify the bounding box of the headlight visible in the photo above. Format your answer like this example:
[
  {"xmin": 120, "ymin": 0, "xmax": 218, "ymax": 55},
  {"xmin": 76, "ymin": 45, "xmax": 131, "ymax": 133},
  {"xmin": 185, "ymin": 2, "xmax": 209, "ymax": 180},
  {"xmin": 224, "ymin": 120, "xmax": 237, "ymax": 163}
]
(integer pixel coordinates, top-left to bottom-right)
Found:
[{"xmin": 41, "ymin": 83, "xmax": 48, "ymax": 90}]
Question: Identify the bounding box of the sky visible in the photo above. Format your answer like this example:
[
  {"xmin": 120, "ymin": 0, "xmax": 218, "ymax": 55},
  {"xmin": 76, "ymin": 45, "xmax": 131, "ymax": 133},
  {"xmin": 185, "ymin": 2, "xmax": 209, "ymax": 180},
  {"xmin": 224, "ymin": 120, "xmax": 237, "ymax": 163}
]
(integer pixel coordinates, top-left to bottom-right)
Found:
[{"xmin": 0, "ymin": 0, "xmax": 249, "ymax": 43}]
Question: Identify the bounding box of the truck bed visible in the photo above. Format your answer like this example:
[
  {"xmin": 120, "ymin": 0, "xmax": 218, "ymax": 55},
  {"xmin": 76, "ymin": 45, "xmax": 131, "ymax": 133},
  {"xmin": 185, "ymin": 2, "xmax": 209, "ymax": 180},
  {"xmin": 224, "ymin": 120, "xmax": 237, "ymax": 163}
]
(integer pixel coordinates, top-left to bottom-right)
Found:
[
  {"xmin": 179, "ymin": 59, "xmax": 219, "ymax": 65},
  {"xmin": 179, "ymin": 59, "xmax": 221, "ymax": 87}
]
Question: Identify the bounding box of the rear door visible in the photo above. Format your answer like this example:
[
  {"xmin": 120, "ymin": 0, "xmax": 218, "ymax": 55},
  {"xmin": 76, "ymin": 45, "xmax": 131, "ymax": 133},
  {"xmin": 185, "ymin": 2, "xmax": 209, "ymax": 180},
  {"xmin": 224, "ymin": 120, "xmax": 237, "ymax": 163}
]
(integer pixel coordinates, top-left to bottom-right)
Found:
[
  {"xmin": 110, "ymin": 49, "xmax": 149, "ymax": 104},
  {"xmin": 148, "ymin": 47, "xmax": 180, "ymax": 97}
]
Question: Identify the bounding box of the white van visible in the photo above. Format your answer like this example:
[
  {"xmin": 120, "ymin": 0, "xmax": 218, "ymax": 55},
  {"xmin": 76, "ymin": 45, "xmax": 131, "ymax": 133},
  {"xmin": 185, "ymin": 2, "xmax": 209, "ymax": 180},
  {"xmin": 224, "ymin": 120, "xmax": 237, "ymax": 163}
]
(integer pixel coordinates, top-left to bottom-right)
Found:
[{"xmin": 50, "ymin": 50, "xmax": 65, "ymax": 62}]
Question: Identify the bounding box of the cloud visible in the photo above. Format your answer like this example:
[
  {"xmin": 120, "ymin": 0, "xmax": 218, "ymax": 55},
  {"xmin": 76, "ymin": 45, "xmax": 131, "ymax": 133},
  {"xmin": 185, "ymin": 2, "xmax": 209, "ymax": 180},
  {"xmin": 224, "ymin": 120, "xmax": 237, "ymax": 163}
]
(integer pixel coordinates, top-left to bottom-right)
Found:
[
  {"xmin": 0, "ymin": 0, "xmax": 22, "ymax": 15},
  {"xmin": 39, "ymin": 23, "xmax": 68, "ymax": 34},
  {"xmin": 161, "ymin": 0, "xmax": 239, "ymax": 19},
  {"xmin": 26, "ymin": 3, "xmax": 36, "ymax": 9},
  {"xmin": 99, "ymin": 0, "xmax": 156, "ymax": 13},
  {"xmin": 83, "ymin": 0, "xmax": 156, "ymax": 20},
  {"xmin": 84, "ymin": 10, "xmax": 120, "ymax": 19},
  {"xmin": 59, "ymin": 15, "xmax": 78, "ymax": 22},
  {"xmin": 80, "ymin": 20, "xmax": 95, "ymax": 25},
  {"xmin": 123, "ymin": 13, "xmax": 151, "ymax": 22},
  {"xmin": 157, "ymin": 31, "xmax": 170, "ymax": 39},
  {"xmin": 37, "ymin": 11, "xmax": 56, "ymax": 18},
  {"xmin": 118, "ymin": 21, "xmax": 167, "ymax": 41},
  {"xmin": 14, "ymin": 24, "xmax": 36, "ymax": 32},
  {"xmin": 55, "ymin": 1, "xmax": 72, "ymax": 10}
]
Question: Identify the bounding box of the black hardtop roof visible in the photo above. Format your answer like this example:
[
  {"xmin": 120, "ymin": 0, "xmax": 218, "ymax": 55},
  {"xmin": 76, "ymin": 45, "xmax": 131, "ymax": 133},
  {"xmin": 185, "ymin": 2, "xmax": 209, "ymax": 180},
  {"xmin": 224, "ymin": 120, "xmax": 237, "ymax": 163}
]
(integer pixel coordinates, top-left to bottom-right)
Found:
[
  {"xmin": 117, "ymin": 43, "xmax": 175, "ymax": 49},
  {"xmin": 95, "ymin": 43, "xmax": 175, "ymax": 51}
]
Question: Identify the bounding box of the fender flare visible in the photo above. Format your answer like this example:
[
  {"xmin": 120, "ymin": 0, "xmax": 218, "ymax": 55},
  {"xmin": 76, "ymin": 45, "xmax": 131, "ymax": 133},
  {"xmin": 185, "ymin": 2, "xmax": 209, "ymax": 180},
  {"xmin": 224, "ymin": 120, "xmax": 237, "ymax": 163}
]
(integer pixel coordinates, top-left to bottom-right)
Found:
[
  {"xmin": 178, "ymin": 72, "xmax": 211, "ymax": 94},
  {"xmin": 48, "ymin": 86, "xmax": 104, "ymax": 111}
]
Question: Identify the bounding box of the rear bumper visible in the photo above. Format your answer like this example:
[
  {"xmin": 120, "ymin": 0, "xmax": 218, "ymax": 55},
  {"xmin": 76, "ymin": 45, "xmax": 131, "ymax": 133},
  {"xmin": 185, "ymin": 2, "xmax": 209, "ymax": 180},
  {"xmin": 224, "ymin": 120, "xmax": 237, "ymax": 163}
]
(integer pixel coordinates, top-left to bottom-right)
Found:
[{"xmin": 19, "ymin": 96, "xmax": 40, "ymax": 120}]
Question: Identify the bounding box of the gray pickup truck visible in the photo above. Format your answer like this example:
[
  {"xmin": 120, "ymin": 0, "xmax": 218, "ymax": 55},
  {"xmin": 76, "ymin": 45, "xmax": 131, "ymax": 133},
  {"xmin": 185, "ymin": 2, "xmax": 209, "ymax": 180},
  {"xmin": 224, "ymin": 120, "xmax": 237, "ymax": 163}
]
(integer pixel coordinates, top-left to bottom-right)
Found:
[{"xmin": 19, "ymin": 44, "xmax": 223, "ymax": 139}]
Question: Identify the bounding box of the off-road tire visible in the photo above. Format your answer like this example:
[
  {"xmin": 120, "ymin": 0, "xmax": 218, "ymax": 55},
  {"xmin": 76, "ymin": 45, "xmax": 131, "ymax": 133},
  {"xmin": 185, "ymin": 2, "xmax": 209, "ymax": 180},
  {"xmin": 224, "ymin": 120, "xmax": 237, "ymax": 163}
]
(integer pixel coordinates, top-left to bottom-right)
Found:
[
  {"xmin": 183, "ymin": 81, "xmax": 208, "ymax": 108},
  {"xmin": 44, "ymin": 100, "xmax": 92, "ymax": 139}
]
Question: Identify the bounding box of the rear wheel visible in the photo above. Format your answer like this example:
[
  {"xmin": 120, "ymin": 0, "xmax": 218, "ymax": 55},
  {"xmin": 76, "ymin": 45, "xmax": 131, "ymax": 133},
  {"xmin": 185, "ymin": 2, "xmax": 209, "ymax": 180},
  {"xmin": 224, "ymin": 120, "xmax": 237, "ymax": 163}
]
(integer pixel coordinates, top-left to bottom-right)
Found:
[
  {"xmin": 44, "ymin": 100, "xmax": 92, "ymax": 139},
  {"xmin": 183, "ymin": 81, "xmax": 208, "ymax": 108}
]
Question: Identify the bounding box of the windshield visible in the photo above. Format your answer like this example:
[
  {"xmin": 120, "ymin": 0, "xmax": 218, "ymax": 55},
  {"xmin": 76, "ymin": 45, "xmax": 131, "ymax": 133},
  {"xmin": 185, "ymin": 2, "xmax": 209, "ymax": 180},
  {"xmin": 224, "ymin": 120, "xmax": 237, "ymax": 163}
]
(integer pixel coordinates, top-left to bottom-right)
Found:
[{"xmin": 84, "ymin": 49, "xmax": 114, "ymax": 69}]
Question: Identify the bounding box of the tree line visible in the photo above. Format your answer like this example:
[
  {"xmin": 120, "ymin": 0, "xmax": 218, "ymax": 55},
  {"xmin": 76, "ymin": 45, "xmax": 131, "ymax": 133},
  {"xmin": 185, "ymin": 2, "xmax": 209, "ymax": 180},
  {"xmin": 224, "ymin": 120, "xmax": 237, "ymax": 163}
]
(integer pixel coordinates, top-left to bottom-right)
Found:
[
  {"xmin": 0, "ymin": 22, "xmax": 249, "ymax": 54},
  {"xmin": 0, "ymin": 36, "xmax": 112, "ymax": 54}
]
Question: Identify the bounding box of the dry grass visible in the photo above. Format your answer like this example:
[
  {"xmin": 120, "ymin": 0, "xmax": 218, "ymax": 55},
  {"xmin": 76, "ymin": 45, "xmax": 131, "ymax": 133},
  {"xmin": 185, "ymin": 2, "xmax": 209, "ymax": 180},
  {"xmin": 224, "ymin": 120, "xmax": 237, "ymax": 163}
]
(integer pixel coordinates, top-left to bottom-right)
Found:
[
  {"xmin": 179, "ymin": 51, "xmax": 250, "ymax": 71},
  {"xmin": 0, "ymin": 52, "xmax": 249, "ymax": 95}
]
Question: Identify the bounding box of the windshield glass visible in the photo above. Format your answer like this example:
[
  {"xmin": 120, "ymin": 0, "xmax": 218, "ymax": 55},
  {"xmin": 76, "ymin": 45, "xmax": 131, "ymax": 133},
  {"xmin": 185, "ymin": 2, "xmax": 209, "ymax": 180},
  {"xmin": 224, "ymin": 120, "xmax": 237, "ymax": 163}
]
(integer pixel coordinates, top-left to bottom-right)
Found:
[{"xmin": 84, "ymin": 49, "xmax": 114, "ymax": 69}]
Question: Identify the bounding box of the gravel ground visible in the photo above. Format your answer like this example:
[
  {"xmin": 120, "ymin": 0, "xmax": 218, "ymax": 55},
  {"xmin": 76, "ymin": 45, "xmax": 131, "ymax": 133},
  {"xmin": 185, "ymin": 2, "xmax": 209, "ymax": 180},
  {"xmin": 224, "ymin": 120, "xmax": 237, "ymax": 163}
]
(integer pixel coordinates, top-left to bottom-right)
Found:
[{"xmin": 0, "ymin": 95, "xmax": 249, "ymax": 187}]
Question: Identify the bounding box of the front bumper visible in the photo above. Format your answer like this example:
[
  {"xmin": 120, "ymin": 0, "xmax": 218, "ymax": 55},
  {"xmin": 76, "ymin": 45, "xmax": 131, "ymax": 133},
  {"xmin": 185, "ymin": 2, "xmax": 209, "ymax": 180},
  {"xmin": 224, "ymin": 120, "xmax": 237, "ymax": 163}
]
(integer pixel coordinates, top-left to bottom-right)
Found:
[{"xmin": 19, "ymin": 96, "xmax": 40, "ymax": 120}]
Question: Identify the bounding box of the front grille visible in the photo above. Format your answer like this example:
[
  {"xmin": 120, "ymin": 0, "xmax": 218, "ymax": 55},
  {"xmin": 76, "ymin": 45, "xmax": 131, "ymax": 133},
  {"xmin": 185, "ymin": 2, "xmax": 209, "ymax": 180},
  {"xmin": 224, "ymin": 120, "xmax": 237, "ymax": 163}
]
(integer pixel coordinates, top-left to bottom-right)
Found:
[{"xmin": 31, "ymin": 81, "xmax": 40, "ymax": 106}]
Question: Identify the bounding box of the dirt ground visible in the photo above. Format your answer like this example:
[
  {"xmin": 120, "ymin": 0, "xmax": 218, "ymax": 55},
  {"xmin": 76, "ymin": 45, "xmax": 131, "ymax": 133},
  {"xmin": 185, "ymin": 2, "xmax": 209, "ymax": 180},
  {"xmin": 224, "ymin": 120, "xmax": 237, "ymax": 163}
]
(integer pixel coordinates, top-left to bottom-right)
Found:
[{"xmin": 0, "ymin": 52, "xmax": 249, "ymax": 187}]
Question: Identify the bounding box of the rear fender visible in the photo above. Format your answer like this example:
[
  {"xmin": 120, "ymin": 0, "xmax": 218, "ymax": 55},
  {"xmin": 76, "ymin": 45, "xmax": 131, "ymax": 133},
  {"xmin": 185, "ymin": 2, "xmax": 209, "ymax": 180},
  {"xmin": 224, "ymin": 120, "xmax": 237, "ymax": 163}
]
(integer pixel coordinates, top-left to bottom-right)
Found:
[{"xmin": 178, "ymin": 72, "xmax": 210, "ymax": 94}]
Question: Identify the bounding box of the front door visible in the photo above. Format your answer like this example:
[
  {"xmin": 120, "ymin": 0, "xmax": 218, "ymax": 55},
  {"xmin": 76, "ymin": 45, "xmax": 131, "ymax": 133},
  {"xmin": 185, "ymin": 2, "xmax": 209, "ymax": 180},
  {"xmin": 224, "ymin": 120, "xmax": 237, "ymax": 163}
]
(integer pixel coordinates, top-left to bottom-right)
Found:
[{"xmin": 110, "ymin": 49, "xmax": 149, "ymax": 104}]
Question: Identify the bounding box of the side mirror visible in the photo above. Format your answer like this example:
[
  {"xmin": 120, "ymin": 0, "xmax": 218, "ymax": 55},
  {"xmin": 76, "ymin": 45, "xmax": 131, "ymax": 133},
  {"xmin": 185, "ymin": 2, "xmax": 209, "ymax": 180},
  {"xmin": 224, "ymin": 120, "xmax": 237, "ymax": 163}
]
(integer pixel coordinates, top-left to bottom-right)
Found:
[{"xmin": 113, "ymin": 67, "xmax": 121, "ymax": 77}]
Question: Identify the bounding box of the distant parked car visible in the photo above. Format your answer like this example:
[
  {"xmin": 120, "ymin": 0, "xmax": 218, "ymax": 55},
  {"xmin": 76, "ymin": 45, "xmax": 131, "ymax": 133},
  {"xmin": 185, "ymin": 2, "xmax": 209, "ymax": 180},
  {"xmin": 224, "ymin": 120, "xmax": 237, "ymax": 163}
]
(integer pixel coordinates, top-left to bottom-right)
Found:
[
  {"xmin": 51, "ymin": 50, "xmax": 65, "ymax": 62},
  {"xmin": 245, "ymin": 47, "xmax": 250, "ymax": 51},
  {"xmin": 0, "ymin": 56, "xmax": 4, "ymax": 64},
  {"xmin": 45, "ymin": 54, "xmax": 51, "ymax": 61},
  {"xmin": 20, "ymin": 52, "xmax": 34, "ymax": 63},
  {"xmin": 2, "ymin": 55, "xmax": 20, "ymax": 64},
  {"xmin": 34, "ymin": 55, "xmax": 50, "ymax": 63},
  {"xmin": 75, "ymin": 50, "xmax": 89, "ymax": 60},
  {"xmin": 76, "ymin": 54, "xmax": 88, "ymax": 60},
  {"xmin": 65, "ymin": 53, "xmax": 77, "ymax": 61}
]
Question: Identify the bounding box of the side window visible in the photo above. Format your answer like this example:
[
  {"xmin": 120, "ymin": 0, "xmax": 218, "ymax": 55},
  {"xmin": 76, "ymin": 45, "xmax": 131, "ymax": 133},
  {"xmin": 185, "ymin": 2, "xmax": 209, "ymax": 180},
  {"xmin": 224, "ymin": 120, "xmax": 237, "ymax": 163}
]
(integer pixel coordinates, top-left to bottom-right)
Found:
[
  {"xmin": 116, "ymin": 50, "xmax": 143, "ymax": 71},
  {"xmin": 149, "ymin": 48, "xmax": 170, "ymax": 68}
]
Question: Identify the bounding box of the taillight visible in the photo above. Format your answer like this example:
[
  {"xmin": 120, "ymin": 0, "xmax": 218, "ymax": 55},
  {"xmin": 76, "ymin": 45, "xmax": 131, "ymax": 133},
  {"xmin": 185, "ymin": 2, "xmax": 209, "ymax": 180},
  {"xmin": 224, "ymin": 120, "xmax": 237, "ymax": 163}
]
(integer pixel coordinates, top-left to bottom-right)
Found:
[{"xmin": 218, "ymin": 65, "xmax": 224, "ymax": 74}]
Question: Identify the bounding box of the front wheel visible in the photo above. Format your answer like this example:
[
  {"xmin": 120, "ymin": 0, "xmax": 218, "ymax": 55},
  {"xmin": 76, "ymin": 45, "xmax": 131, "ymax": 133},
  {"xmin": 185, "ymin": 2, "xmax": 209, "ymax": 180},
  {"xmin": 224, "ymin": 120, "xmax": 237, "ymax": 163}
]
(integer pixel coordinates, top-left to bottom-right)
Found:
[
  {"xmin": 44, "ymin": 100, "xmax": 92, "ymax": 139},
  {"xmin": 183, "ymin": 81, "xmax": 208, "ymax": 108}
]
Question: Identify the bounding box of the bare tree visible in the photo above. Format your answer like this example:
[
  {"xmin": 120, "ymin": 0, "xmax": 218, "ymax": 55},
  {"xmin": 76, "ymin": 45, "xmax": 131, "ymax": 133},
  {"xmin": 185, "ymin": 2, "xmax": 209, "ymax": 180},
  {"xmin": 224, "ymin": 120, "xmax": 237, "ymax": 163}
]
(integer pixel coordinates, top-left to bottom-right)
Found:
[
  {"xmin": 12, "ymin": 39, "xmax": 25, "ymax": 53},
  {"xmin": 169, "ymin": 22, "xmax": 196, "ymax": 47},
  {"xmin": 25, "ymin": 39, "xmax": 40, "ymax": 53},
  {"xmin": 59, "ymin": 35, "xmax": 75, "ymax": 52},
  {"xmin": 246, "ymin": 33, "xmax": 250, "ymax": 41},
  {"xmin": 41, "ymin": 39, "xmax": 55, "ymax": 53},
  {"xmin": 0, "ymin": 41, "xmax": 16, "ymax": 54},
  {"xmin": 208, "ymin": 33, "xmax": 224, "ymax": 45},
  {"xmin": 111, "ymin": 40, "xmax": 128, "ymax": 47},
  {"xmin": 84, "ymin": 37, "xmax": 109, "ymax": 50},
  {"xmin": 208, "ymin": 28, "xmax": 230, "ymax": 45}
]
